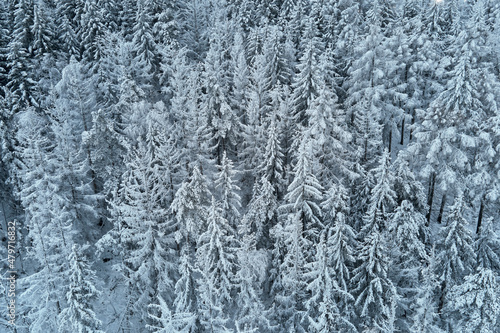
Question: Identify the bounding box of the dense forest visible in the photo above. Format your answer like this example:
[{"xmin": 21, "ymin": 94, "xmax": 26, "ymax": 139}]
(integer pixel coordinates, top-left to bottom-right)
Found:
[{"xmin": 1, "ymin": 0, "xmax": 500, "ymax": 332}]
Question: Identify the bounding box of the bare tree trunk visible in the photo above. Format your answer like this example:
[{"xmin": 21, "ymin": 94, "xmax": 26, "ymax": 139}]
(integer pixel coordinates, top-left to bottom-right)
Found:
[
  {"xmin": 476, "ymin": 194, "xmax": 486, "ymax": 234},
  {"xmin": 426, "ymin": 172, "xmax": 436, "ymax": 225},
  {"xmin": 400, "ymin": 118, "xmax": 405, "ymax": 145},
  {"xmin": 388, "ymin": 128, "xmax": 392, "ymax": 153},
  {"xmin": 409, "ymin": 109, "xmax": 415, "ymax": 142},
  {"xmin": 437, "ymin": 194, "xmax": 447, "ymax": 224}
]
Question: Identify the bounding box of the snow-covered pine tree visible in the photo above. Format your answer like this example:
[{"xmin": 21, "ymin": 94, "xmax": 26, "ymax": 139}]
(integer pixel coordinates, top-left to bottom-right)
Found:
[
  {"xmin": 291, "ymin": 15, "xmax": 323, "ymax": 126},
  {"xmin": 148, "ymin": 295, "xmax": 196, "ymax": 333},
  {"xmin": 345, "ymin": 9, "xmax": 404, "ymax": 155},
  {"xmin": 410, "ymin": 19, "xmax": 494, "ymax": 224},
  {"xmin": 334, "ymin": 0, "xmax": 364, "ymax": 80},
  {"xmin": 229, "ymin": 31, "xmax": 249, "ymax": 122},
  {"xmin": 131, "ymin": 0, "xmax": 158, "ymax": 92},
  {"xmin": 411, "ymin": 248, "xmax": 444, "ymax": 333},
  {"xmin": 476, "ymin": 217, "xmax": 500, "ymax": 271},
  {"xmin": 242, "ymin": 175, "xmax": 279, "ymax": 248},
  {"xmin": 50, "ymin": 58, "xmax": 103, "ymax": 240},
  {"xmin": 462, "ymin": 0, "xmax": 500, "ymax": 234},
  {"xmin": 322, "ymin": 183, "xmax": 357, "ymax": 306},
  {"xmin": 447, "ymin": 267, "xmax": 499, "ymax": 332},
  {"xmin": 202, "ymin": 31, "xmax": 240, "ymax": 164},
  {"xmin": 259, "ymin": 104, "xmax": 285, "ymax": 197},
  {"xmin": 164, "ymin": 51, "xmax": 212, "ymax": 171},
  {"xmin": 281, "ymin": 130, "xmax": 323, "ymax": 243},
  {"xmin": 352, "ymin": 223, "xmax": 397, "ymax": 332},
  {"xmin": 151, "ymin": 0, "xmax": 179, "ymax": 46},
  {"xmin": 272, "ymin": 131, "xmax": 323, "ymax": 332},
  {"xmin": 31, "ymin": 1, "xmax": 55, "ymax": 58},
  {"xmin": 360, "ymin": 149, "xmax": 397, "ymax": 237},
  {"xmin": 234, "ymin": 213, "xmax": 270, "ymax": 332},
  {"xmin": 7, "ymin": 0, "xmax": 37, "ymax": 110},
  {"xmin": 177, "ymin": 0, "xmax": 210, "ymax": 59},
  {"xmin": 171, "ymin": 165, "xmax": 211, "ymax": 247},
  {"xmin": 14, "ymin": 109, "xmax": 70, "ymax": 332},
  {"xmin": 105, "ymin": 121, "xmax": 177, "ymax": 328},
  {"xmin": 262, "ymin": 25, "xmax": 294, "ymax": 89},
  {"xmin": 389, "ymin": 200, "xmax": 428, "ymax": 268},
  {"xmin": 270, "ymin": 211, "xmax": 309, "ymax": 333},
  {"xmin": 392, "ymin": 151, "xmax": 428, "ymax": 218},
  {"xmin": 242, "ymin": 88, "xmax": 285, "ymax": 222},
  {"xmin": 436, "ymin": 194, "xmax": 476, "ymax": 324},
  {"xmin": 304, "ymin": 231, "xmax": 356, "ymax": 332},
  {"xmin": 215, "ymin": 151, "xmax": 241, "ymax": 233},
  {"xmin": 0, "ymin": 1, "xmax": 10, "ymax": 86},
  {"xmin": 388, "ymin": 200, "xmax": 428, "ymax": 331},
  {"xmin": 305, "ymin": 64, "xmax": 352, "ymax": 184},
  {"xmin": 239, "ymin": 51, "xmax": 269, "ymax": 174},
  {"xmin": 196, "ymin": 197, "xmax": 236, "ymax": 333},
  {"xmin": 171, "ymin": 245, "xmax": 198, "ymax": 333},
  {"xmin": 79, "ymin": 0, "xmax": 107, "ymax": 70},
  {"xmin": 59, "ymin": 244, "xmax": 104, "ymax": 333}
]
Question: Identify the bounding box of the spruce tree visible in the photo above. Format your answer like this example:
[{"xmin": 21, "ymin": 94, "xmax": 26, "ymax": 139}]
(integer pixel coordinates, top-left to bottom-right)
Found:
[
  {"xmin": 436, "ymin": 194, "xmax": 476, "ymax": 322},
  {"xmin": 59, "ymin": 245, "xmax": 104, "ymax": 333},
  {"xmin": 196, "ymin": 197, "xmax": 236, "ymax": 333}
]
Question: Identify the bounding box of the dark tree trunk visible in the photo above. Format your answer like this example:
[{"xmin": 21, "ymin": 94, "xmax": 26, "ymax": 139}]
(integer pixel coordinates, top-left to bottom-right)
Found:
[
  {"xmin": 437, "ymin": 194, "xmax": 447, "ymax": 224},
  {"xmin": 426, "ymin": 172, "xmax": 436, "ymax": 225},
  {"xmin": 476, "ymin": 195, "xmax": 486, "ymax": 234},
  {"xmin": 400, "ymin": 118, "xmax": 405, "ymax": 145},
  {"xmin": 409, "ymin": 109, "xmax": 415, "ymax": 142},
  {"xmin": 388, "ymin": 128, "xmax": 392, "ymax": 153}
]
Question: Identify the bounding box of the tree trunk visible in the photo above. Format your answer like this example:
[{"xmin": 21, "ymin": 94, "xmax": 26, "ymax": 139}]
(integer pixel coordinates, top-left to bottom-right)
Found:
[
  {"xmin": 409, "ymin": 109, "xmax": 415, "ymax": 142},
  {"xmin": 476, "ymin": 195, "xmax": 486, "ymax": 234},
  {"xmin": 437, "ymin": 194, "xmax": 447, "ymax": 224},
  {"xmin": 426, "ymin": 173, "xmax": 436, "ymax": 225},
  {"xmin": 388, "ymin": 128, "xmax": 392, "ymax": 153},
  {"xmin": 400, "ymin": 118, "xmax": 405, "ymax": 145}
]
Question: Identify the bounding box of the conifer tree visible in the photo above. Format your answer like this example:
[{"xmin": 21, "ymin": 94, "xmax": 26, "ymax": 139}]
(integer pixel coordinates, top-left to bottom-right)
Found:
[
  {"xmin": 291, "ymin": 16, "xmax": 323, "ymax": 126},
  {"xmin": 196, "ymin": 197, "xmax": 236, "ymax": 333},
  {"xmin": 215, "ymin": 151, "xmax": 241, "ymax": 232},
  {"xmin": 447, "ymin": 267, "xmax": 499, "ymax": 332},
  {"xmin": 306, "ymin": 70, "xmax": 352, "ymax": 184},
  {"xmin": 281, "ymin": 131, "xmax": 323, "ymax": 243},
  {"xmin": 239, "ymin": 52, "xmax": 269, "ymax": 173},
  {"xmin": 476, "ymin": 217, "xmax": 500, "ymax": 271},
  {"xmin": 392, "ymin": 151, "xmax": 428, "ymax": 216},
  {"xmin": 148, "ymin": 295, "xmax": 196, "ymax": 333},
  {"xmin": 7, "ymin": 0, "xmax": 36, "ymax": 110},
  {"xmin": 272, "ymin": 131, "xmax": 323, "ymax": 332},
  {"xmin": 345, "ymin": 16, "xmax": 404, "ymax": 155},
  {"xmin": 106, "ymin": 124, "xmax": 177, "ymax": 327},
  {"xmin": 203, "ymin": 32, "xmax": 240, "ymax": 164},
  {"xmin": 242, "ymin": 176, "xmax": 279, "ymax": 248},
  {"xmin": 352, "ymin": 225, "xmax": 397, "ymax": 331},
  {"xmin": 80, "ymin": 0, "xmax": 107, "ymax": 69},
  {"xmin": 436, "ymin": 194, "xmax": 476, "ymax": 319},
  {"xmin": 171, "ymin": 245, "xmax": 198, "ymax": 332},
  {"xmin": 59, "ymin": 245, "xmax": 104, "ymax": 333},
  {"xmin": 234, "ymin": 217, "xmax": 270, "ymax": 332},
  {"xmin": 171, "ymin": 165, "xmax": 211, "ymax": 246},
  {"xmin": 322, "ymin": 183, "xmax": 357, "ymax": 302},
  {"xmin": 411, "ymin": 249, "xmax": 444, "ymax": 333},
  {"xmin": 360, "ymin": 149, "xmax": 397, "ymax": 236},
  {"xmin": 389, "ymin": 200, "xmax": 428, "ymax": 331},
  {"xmin": 15, "ymin": 109, "xmax": 69, "ymax": 332},
  {"xmin": 0, "ymin": 1, "xmax": 10, "ymax": 86},
  {"xmin": 259, "ymin": 105, "xmax": 285, "ymax": 196},
  {"xmin": 305, "ymin": 232, "xmax": 356, "ymax": 332},
  {"xmin": 230, "ymin": 32, "xmax": 249, "ymax": 119},
  {"xmin": 131, "ymin": 0, "xmax": 158, "ymax": 91}
]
